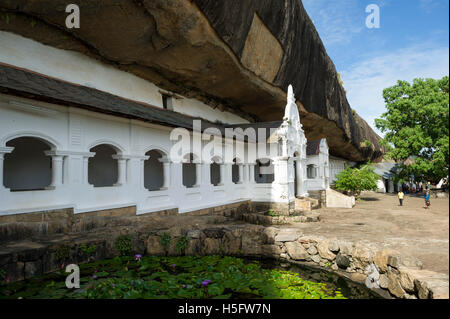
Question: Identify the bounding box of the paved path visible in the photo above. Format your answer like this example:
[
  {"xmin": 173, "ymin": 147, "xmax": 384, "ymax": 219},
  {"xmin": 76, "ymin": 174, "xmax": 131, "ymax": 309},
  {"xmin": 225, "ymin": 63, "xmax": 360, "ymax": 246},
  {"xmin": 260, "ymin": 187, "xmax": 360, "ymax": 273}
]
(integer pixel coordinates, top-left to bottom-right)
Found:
[{"xmin": 288, "ymin": 192, "xmax": 449, "ymax": 275}]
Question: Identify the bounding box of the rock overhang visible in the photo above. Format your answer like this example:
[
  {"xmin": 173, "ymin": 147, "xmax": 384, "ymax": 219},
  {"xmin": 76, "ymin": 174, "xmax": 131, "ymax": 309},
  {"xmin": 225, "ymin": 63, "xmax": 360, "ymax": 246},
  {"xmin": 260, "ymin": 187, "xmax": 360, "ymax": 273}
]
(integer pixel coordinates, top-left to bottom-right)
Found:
[{"xmin": 0, "ymin": 0, "xmax": 384, "ymax": 162}]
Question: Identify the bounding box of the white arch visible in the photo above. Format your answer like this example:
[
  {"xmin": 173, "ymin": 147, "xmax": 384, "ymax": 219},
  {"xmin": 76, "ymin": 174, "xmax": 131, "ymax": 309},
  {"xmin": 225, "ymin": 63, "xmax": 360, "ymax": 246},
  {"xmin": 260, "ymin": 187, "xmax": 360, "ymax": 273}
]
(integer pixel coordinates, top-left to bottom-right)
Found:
[
  {"xmin": 210, "ymin": 155, "xmax": 224, "ymax": 164},
  {"xmin": 87, "ymin": 139, "xmax": 125, "ymax": 154},
  {"xmin": 182, "ymin": 152, "xmax": 201, "ymax": 164},
  {"xmin": 233, "ymin": 156, "xmax": 244, "ymax": 164},
  {"xmin": 1, "ymin": 131, "xmax": 61, "ymax": 149},
  {"xmin": 143, "ymin": 145, "xmax": 170, "ymax": 161}
]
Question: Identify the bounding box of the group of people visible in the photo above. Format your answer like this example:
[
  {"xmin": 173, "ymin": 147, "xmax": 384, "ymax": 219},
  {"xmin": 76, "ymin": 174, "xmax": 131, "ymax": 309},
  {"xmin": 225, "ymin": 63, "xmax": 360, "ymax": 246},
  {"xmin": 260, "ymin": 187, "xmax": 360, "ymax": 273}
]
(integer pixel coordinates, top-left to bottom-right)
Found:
[
  {"xmin": 401, "ymin": 182, "xmax": 425, "ymax": 194},
  {"xmin": 397, "ymin": 182, "xmax": 432, "ymax": 209}
]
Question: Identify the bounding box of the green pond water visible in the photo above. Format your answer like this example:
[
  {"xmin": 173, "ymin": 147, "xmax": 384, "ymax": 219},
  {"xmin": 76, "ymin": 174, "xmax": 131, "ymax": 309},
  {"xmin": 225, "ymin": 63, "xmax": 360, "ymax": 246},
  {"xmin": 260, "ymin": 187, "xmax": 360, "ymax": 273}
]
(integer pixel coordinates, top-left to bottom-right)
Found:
[{"xmin": 0, "ymin": 255, "xmax": 380, "ymax": 299}]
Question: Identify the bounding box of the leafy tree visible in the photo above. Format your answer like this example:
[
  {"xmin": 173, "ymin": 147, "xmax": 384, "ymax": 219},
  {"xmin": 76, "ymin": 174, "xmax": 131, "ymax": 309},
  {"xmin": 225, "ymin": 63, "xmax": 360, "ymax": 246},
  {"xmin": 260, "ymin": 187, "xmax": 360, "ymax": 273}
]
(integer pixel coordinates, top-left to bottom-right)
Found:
[
  {"xmin": 335, "ymin": 164, "xmax": 379, "ymax": 199},
  {"xmin": 375, "ymin": 77, "xmax": 449, "ymax": 182}
]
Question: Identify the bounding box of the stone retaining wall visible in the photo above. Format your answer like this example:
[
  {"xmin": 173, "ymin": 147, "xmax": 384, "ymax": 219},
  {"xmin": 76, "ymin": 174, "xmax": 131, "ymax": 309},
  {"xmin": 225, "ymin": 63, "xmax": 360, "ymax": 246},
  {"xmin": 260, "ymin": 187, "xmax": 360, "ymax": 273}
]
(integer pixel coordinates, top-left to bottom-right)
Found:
[
  {"xmin": 0, "ymin": 201, "xmax": 251, "ymax": 242},
  {"xmin": 1, "ymin": 222, "xmax": 448, "ymax": 299}
]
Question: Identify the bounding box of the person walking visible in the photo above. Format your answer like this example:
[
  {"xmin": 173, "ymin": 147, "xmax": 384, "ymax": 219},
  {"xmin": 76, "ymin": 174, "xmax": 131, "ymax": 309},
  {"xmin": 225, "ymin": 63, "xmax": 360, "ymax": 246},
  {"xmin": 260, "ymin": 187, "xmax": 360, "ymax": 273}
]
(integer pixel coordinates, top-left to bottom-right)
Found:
[
  {"xmin": 398, "ymin": 191, "xmax": 405, "ymax": 206},
  {"xmin": 424, "ymin": 191, "xmax": 431, "ymax": 210}
]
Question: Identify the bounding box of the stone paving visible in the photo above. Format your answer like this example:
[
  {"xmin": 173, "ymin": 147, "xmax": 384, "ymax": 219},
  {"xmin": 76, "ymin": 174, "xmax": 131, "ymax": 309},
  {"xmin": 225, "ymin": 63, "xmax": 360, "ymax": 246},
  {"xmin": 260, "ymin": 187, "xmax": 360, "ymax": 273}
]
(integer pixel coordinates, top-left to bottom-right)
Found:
[{"xmin": 286, "ymin": 192, "xmax": 449, "ymax": 275}]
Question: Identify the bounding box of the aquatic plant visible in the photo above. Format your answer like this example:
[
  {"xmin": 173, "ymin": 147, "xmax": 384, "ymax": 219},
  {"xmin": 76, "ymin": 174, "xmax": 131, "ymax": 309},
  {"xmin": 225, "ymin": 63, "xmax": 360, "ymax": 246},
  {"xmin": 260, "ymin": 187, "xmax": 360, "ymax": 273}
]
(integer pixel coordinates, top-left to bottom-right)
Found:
[{"xmin": 0, "ymin": 256, "xmax": 350, "ymax": 299}]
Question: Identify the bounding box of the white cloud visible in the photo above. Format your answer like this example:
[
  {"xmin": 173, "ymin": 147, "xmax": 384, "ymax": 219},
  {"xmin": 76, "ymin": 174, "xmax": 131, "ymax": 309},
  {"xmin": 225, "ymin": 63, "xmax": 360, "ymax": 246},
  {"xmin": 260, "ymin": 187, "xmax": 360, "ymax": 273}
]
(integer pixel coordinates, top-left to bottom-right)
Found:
[
  {"xmin": 420, "ymin": 0, "xmax": 440, "ymax": 13},
  {"xmin": 302, "ymin": 0, "xmax": 364, "ymax": 46},
  {"xmin": 341, "ymin": 44, "xmax": 449, "ymax": 136}
]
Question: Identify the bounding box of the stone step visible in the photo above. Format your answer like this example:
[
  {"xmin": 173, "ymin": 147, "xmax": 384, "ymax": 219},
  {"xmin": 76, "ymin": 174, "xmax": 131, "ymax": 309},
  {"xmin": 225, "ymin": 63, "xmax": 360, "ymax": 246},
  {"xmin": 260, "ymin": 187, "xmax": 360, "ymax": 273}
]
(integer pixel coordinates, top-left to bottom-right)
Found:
[{"xmin": 295, "ymin": 196, "xmax": 320, "ymax": 210}]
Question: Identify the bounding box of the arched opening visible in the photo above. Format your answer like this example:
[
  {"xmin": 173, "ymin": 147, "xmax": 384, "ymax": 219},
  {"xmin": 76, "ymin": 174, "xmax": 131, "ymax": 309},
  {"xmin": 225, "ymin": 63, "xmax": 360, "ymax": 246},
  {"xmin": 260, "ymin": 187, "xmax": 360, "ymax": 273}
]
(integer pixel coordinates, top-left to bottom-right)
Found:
[
  {"xmin": 255, "ymin": 159, "xmax": 274, "ymax": 184},
  {"xmin": 144, "ymin": 150, "xmax": 165, "ymax": 191},
  {"xmin": 210, "ymin": 157, "xmax": 221, "ymax": 186},
  {"xmin": 307, "ymin": 164, "xmax": 317, "ymax": 179},
  {"xmin": 182, "ymin": 153, "xmax": 197, "ymax": 188},
  {"xmin": 232, "ymin": 158, "xmax": 240, "ymax": 184},
  {"xmin": 4, "ymin": 137, "xmax": 52, "ymax": 191},
  {"xmin": 88, "ymin": 144, "xmax": 118, "ymax": 187}
]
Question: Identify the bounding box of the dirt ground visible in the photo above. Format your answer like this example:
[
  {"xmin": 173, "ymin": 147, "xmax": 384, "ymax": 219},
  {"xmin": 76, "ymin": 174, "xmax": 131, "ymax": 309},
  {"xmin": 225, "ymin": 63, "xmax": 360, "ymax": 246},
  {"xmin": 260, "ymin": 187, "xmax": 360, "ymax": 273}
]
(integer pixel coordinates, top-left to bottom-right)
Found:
[{"xmin": 290, "ymin": 192, "xmax": 449, "ymax": 275}]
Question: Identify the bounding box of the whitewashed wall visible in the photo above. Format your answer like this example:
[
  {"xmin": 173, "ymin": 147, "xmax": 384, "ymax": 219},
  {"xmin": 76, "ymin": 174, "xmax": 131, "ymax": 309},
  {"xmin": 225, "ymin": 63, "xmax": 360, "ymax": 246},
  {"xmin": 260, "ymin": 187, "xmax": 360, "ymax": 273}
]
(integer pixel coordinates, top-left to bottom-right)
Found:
[
  {"xmin": 0, "ymin": 95, "xmax": 290, "ymax": 216},
  {"xmin": 305, "ymin": 139, "xmax": 330, "ymax": 191}
]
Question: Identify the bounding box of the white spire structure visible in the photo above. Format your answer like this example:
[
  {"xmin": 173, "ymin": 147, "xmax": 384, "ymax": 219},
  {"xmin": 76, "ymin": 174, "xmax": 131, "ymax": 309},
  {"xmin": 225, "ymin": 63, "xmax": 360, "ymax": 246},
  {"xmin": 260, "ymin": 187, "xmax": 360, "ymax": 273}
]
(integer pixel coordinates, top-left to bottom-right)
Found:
[{"xmin": 283, "ymin": 84, "xmax": 302, "ymax": 131}]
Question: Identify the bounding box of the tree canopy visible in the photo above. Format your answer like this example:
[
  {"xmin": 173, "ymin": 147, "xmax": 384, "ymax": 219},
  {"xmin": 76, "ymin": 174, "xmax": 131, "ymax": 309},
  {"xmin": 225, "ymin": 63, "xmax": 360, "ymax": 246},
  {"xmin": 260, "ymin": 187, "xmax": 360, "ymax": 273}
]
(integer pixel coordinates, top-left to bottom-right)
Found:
[{"xmin": 375, "ymin": 76, "xmax": 449, "ymax": 182}]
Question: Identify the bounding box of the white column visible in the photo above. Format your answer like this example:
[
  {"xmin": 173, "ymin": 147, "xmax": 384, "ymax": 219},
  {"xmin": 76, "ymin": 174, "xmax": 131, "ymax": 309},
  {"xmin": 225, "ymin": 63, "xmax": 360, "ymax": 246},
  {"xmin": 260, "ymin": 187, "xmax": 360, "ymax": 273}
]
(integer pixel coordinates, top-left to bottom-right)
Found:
[
  {"xmin": 194, "ymin": 163, "xmax": 202, "ymax": 188},
  {"xmin": 139, "ymin": 158, "xmax": 146, "ymax": 189},
  {"xmin": 83, "ymin": 156, "xmax": 90, "ymax": 185},
  {"xmin": 115, "ymin": 158, "xmax": 127, "ymax": 186},
  {"xmin": 243, "ymin": 164, "xmax": 249, "ymax": 183},
  {"xmin": 238, "ymin": 165, "xmax": 244, "ymax": 184},
  {"xmin": 50, "ymin": 155, "xmax": 63, "ymax": 188},
  {"xmin": 249, "ymin": 163, "xmax": 256, "ymax": 183},
  {"xmin": 44, "ymin": 151, "xmax": 64, "ymax": 189},
  {"xmin": 160, "ymin": 160, "xmax": 171, "ymax": 190},
  {"xmin": 0, "ymin": 153, "xmax": 4, "ymax": 189},
  {"xmin": 219, "ymin": 164, "xmax": 226, "ymax": 186},
  {"xmin": 0, "ymin": 147, "xmax": 14, "ymax": 189}
]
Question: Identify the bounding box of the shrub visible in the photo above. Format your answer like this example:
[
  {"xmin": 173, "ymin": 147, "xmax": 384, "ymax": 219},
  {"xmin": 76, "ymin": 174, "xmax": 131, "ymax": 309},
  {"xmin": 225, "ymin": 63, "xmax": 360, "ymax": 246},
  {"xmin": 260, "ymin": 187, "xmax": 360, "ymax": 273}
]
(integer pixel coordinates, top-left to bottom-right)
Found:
[
  {"xmin": 176, "ymin": 236, "xmax": 190, "ymax": 254},
  {"xmin": 79, "ymin": 244, "xmax": 97, "ymax": 255},
  {"xmin": 160, "ymin": 232, "xmax": 172, "ymax": 252},
  {"xmin": 335, "ymin": 164, "xmax": 379, "ymax": 199},
  {"xmin": 55, "ymin": 245, "xmax": 71, "ymax": 262},
  {"xmin": 114, "ymin": 235, "xmax": 132, "ymax": 256}
]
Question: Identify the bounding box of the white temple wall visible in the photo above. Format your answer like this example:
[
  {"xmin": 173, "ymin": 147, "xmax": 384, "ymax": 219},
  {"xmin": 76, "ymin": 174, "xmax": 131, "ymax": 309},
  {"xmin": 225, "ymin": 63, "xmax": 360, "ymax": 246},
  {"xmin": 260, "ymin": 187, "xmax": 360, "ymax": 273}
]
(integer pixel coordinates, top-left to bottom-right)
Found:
[
  {"xmin": 305, "ymin": 140, "xmax": 330, "ymax": 191},
  {"xmin": 0, "ymin": 31, "xmax": 249, "ymax": 126},
  {"xmin": 0, "ymin": 94, "xmax": 288, "ymax": 216}
]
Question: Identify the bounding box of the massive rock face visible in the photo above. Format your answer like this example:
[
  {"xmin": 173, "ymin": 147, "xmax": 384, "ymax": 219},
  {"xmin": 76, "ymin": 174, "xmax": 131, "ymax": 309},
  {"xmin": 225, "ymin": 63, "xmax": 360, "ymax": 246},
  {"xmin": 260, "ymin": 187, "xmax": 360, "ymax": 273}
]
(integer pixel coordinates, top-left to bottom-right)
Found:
[{"xmin": 0, "ymin": 0, "xmax": 383, "ymax": 162}]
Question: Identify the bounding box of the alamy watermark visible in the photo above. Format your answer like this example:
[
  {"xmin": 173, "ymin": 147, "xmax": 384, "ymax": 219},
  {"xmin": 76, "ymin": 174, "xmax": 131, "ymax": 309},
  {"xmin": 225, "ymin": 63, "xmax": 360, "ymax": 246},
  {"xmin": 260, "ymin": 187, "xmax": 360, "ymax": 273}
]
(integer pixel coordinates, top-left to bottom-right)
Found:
[
  {"xmin": 169, "ymin": 120, "xmax": 280, "ymax": 175},
  {"xmin": 65, "ymin": 264, "xmax": 80, "ymax": 288},
  {"xmin": 366, "ymin": 4, "xmax": 380, "ymax": 29},
  {"xmin": 65, "ymin": 4, "xmax": 80, "ymax": 29}
]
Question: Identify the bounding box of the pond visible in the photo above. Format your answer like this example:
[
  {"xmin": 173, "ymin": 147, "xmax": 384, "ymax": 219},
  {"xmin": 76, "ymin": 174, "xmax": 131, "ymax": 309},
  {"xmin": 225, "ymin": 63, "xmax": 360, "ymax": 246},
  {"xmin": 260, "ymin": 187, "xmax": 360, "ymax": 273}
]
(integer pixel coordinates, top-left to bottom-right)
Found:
[{"xmin": 0, "ymin": 255, "xmax": 380, "ymax": 299}]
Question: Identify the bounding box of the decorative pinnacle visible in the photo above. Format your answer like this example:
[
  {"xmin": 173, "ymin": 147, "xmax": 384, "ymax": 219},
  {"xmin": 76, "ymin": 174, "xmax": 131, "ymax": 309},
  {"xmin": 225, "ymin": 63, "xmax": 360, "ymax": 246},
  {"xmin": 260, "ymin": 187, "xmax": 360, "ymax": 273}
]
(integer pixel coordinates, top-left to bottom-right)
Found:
[{"xmin": 287, "ymin": 84, "xmax": 295, "ymax": 104}]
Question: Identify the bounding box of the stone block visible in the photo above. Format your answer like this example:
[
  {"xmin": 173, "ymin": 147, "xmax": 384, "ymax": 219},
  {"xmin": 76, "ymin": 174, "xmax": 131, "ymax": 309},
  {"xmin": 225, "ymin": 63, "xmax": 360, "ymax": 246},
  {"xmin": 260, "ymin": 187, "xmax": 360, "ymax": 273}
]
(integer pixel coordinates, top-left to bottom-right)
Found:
[
  {"xmin": 336, "ymin": 254, "xmax": 350, "ymax": 269},
  {"xmin": 146, "ymin": 235, "xmax": 165, "ymax": 256},
  {"xmin": 307, "ymin": 245, "xmax": 318, "ymax": 255},
  {"xmin": 397, "ymin": 267, "xmax": 416, "ymax": 293},
  {"xmin": 379, "ymin": 274, "xmax": 389, "ymax": 289},
  {"xmin": 202, "ymin": 238, "xmax": 220, "ymax": 255},
  {"xmin": 274, "ymin": 230, "xmax": 299, "ymax": 243},
  {"xmin": 387, "ymin": 269, "xmax": 406, "ymax": 298},
  {"xmin": 374, "ymin": 249, "xmax": 398, "ymax": 273},
  {"xmin": 285, "ymin": 241, "xmax": 309, "ymax": 261},
  {"xmin": 24, "ymin": 260, "xmax": 43, "ymax": 279},
  {"xmin": 222, "ymin": 232, "xmax": 241, "ymax": 255},
  {"xmin": 328, "ymin": 240, "xmax": 340, "ymax": 253},
  {"xmin": 317, "ymin": 240, "xmax": 336, "ymax": 261}
]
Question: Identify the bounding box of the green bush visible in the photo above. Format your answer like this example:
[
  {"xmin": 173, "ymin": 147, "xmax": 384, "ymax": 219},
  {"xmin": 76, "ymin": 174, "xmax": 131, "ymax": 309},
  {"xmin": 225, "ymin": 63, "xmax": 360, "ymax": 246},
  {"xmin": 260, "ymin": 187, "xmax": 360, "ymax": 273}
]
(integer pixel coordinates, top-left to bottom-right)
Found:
[
  {"xmin": 79, "ymin": 244, "xmax": 97, "ymax": 255},
  {"xmin": 55, "ymin": 245, "xmax": 71, "ymax": 262},
  {"xmin": 160, "ymin": 232, "xmax": 171, "ymax": 252},
  {"xmin": 335, "ymin": 164, "xmax": 379, "ymax": 199},
  {"xmin": 114, "ymin": 235, "xmax": 132, "ymax": 256},
  {"xmin": 176, "ymin": 236, "xmax": 190, "ymax": 254}
]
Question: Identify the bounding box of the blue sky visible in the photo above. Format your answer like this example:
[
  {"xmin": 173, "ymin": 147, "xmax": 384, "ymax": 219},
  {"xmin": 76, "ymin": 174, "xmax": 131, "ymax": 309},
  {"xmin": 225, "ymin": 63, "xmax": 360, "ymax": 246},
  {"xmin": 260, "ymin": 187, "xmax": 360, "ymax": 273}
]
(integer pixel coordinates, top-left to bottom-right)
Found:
[{"xmin": 302, "ymin": 0, "xmax": 449, "ymax": 136}]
